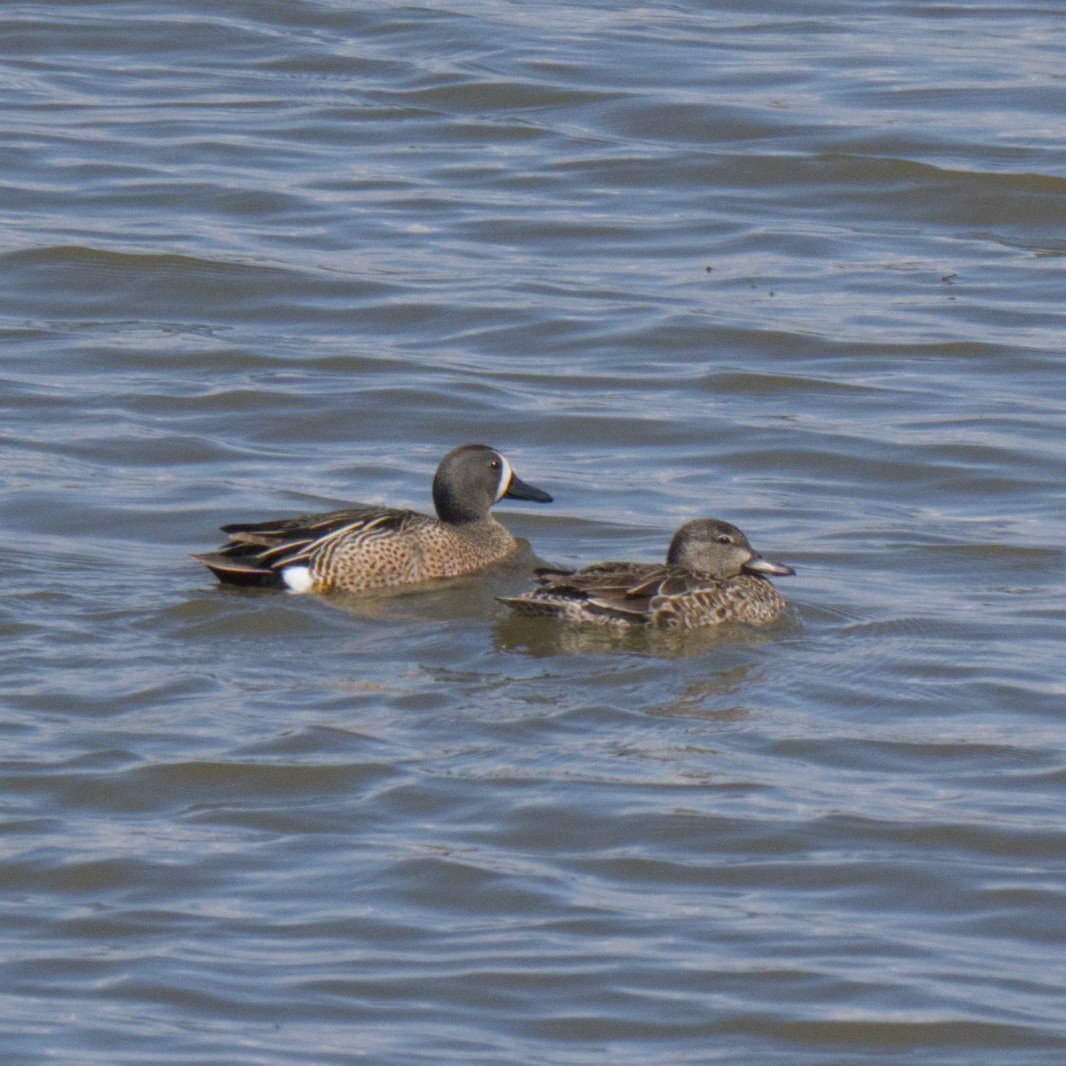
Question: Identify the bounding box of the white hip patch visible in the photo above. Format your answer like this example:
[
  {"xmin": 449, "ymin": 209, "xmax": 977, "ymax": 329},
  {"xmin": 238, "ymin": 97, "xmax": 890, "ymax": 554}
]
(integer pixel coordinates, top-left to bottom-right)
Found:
[{"xmin": 281, "ymin": 565, "xmax": 315, "ymax": 593}]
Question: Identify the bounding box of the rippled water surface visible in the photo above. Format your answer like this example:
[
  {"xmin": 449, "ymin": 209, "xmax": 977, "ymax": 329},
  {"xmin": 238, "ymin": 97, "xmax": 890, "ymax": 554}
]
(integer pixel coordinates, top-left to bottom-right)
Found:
[{"xmin": 2, "ymin": 1, "xmax": 1065, "ymax": 1063}]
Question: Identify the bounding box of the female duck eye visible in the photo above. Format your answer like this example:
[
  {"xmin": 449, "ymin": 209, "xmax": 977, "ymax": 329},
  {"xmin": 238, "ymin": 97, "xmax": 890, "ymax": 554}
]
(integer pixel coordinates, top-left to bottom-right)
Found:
[
  {"xmin": 717, "ymin": 535, "xmax": 732, "ymax": 544},
  {"xmin": 490, "ymin": 460, "xmax": 500, "ymax": 470}
]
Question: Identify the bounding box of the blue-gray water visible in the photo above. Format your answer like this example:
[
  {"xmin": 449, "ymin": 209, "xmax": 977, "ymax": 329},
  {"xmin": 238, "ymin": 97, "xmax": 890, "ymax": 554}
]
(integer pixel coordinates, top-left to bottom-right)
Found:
[{"xmin": 2, "ymin": 2, "xmax": 1065, "ymax": 1063}]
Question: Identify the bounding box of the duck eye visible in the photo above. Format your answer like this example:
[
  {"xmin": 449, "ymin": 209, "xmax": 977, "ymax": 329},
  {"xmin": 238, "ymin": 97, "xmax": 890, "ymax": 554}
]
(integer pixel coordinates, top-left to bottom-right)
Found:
[
  {"xmin": 717, "ymin": 535, "xmax": 733, "ymax": 544},
  {"xmin": 490, "ymin": 459, "xmax": 500, "ymax": 470}
]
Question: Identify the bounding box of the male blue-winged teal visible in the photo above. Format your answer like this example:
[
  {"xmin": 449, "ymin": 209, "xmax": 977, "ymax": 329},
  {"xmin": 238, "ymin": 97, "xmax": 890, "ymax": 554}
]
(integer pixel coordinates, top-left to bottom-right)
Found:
[
  {"xmin": 499, "ymin": 518, "xmax": 794, "ymax": 628},
  {"xmin": 195, "ymin": 443, "xmax": 552, "ymax": 593}
]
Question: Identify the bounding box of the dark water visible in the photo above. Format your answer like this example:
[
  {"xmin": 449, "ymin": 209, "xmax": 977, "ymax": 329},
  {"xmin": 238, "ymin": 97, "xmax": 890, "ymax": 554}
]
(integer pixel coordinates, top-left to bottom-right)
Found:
[{"xmin": 2, "ymin": 2, "xmax": 1065, "ymax": 1063}]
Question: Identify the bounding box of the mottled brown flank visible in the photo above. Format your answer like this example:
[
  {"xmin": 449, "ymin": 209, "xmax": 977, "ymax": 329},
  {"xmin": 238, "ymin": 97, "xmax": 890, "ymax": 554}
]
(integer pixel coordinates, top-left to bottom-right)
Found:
[
  {"xmin": 306, "ymin": 513, "xmax": 517, "ymax": 592},
  {"xmin": 503, "ymin": 569, "xmax": 788, "ymax": 628},
  {"xmin": 648, "ymin": 575, "xmax": 787, "ymax": 628}
]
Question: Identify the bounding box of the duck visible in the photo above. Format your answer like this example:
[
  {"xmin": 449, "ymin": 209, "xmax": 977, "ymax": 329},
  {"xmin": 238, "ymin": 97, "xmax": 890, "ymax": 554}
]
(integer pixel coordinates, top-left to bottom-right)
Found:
[
  {"xmin": 195, "ymin": 443, "xmax": 552, "ymax": 593},
  {"xmin": 499, "ymin": 518, "xmax": 793, "ymax": 627}
]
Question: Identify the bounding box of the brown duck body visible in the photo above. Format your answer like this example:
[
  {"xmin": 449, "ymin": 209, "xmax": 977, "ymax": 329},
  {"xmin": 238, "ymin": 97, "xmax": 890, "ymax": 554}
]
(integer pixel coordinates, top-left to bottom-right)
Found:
[
  {"xmin": 197, "ymin": 507, "xmax": 522, "ymax": 593},
  {"xmin": 500, "ymin": 519, "xmax": 793, "ymax": 628},
  {"xmin": 195, "ymin": 444, "xmax": 551, "ymax": 593}
]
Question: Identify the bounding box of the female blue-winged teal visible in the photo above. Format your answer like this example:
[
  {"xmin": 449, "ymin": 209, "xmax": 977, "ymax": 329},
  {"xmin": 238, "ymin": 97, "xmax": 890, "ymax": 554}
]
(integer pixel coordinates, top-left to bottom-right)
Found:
[
  {"xmin": 499, "ymin": 518, "xmax": 794, "ymax": 628},
  {"xmin": 195, "ymin": 443, "xmax": 552, "ymax": 593}
]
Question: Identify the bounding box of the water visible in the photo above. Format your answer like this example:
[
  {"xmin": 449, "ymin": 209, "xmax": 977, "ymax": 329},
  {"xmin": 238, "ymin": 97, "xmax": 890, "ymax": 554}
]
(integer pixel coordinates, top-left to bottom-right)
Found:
[{"xmin": 2, "ymin": 1, "xmax": 1065, "ymax": 1063}]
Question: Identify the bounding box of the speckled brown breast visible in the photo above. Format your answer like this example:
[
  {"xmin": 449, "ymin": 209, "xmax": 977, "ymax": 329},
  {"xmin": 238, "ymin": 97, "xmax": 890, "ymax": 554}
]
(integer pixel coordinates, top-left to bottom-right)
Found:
[{"xmin": 647, "ymin": 574, "xmax": 788, "ymax": 628}]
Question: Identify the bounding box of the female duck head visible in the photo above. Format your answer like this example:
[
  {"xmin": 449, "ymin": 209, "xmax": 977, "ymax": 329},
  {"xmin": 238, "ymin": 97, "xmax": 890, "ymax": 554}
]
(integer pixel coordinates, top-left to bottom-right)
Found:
[{"xmin": 666, "ymin": 519, "xmax": 794, "ymax": 579}]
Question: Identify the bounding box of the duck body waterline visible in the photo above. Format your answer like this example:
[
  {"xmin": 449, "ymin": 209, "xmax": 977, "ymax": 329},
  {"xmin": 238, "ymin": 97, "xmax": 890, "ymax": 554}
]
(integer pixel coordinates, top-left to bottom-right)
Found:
[{"xmin": 500, "ymin": 519, "xmax": 793, "ymax": 628}]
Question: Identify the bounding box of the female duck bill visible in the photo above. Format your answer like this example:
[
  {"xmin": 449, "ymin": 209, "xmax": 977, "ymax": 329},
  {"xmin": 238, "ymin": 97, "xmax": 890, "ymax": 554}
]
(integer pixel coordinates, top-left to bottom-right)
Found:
[{"xmin": 742, "ymin": 552, "xmax": 794, "ymax": 577}]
